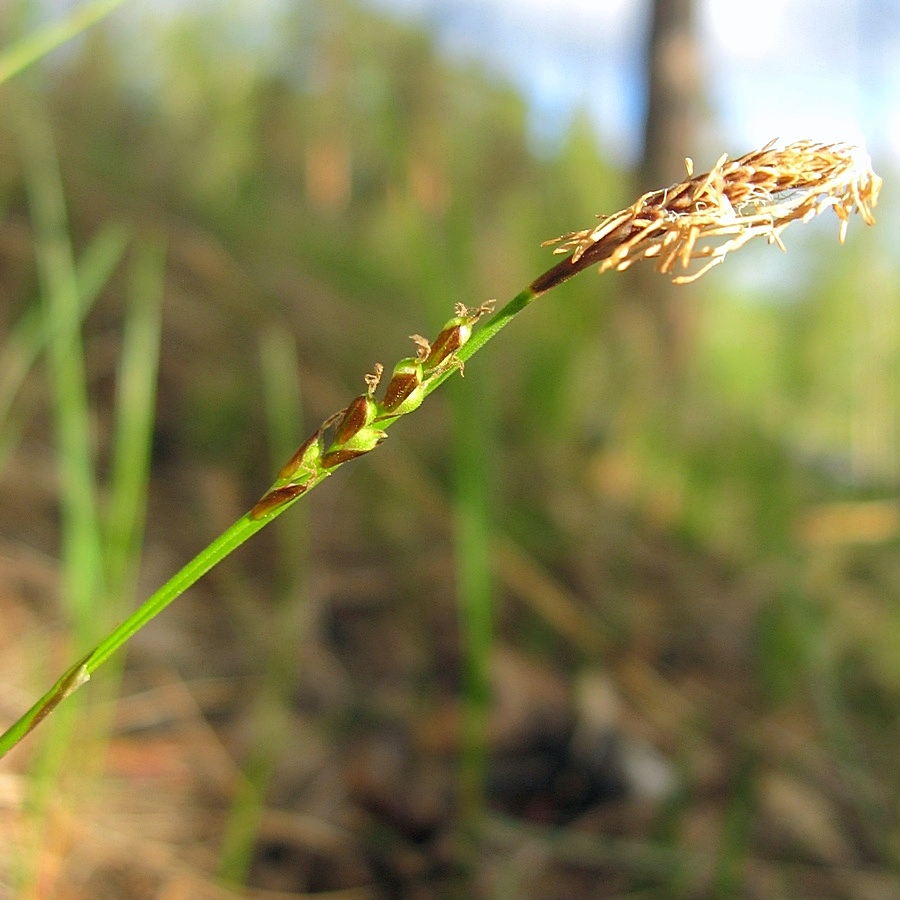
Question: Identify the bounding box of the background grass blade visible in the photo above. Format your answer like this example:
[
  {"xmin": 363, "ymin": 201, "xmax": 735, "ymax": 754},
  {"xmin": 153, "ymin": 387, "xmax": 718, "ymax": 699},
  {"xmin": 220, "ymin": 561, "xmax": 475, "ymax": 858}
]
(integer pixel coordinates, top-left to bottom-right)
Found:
[
  {"xmin": 15, "ymin": 95, "xmax": 104, "ymax": 636},
  {"xmin": 104, "ymin": 237, "xmax": 165, "ymax": 604},
  {"xmin": 0, "ymin": 222, "xmax": 129, "ymax": 464},
  {"xmin": 0, "ymin": 0, "xmax": 130, "ymax": 86},
  {"xmin": 217, "ymin": 326, "xmax": 308, "ymax": 885}
]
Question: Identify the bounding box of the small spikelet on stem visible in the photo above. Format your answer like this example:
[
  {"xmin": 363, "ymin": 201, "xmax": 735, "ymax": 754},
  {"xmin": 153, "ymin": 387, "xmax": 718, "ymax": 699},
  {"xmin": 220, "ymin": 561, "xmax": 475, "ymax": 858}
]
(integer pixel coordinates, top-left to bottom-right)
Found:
[{"xmin": 250, "ymin": 303, "xmax": 493, "ymax": 519}]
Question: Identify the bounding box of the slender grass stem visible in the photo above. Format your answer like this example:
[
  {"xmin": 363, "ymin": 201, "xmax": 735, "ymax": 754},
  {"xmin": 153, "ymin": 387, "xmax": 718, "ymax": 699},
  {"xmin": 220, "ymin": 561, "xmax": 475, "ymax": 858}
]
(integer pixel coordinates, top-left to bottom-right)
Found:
[
  {"xmin": 105, "ymin": 238, "xmax": 166, "ymax": 603},
  {"xmin": 0, "ymin": 283, "xmax": 542, "ymax": 760},
  {"xmin": 0, "ymin": 513, "xmax": 267, "ymax": 757},
  {"xmin": 19, "ymin": 100, "xmax": 105, "ymax": 632},
  {"xmin": 0, "ymin": 139, "xmax": 881, "ymax": 759},
  {"xmin": 454, "ymin": 386, "xmax": 494, "ymax": 827}
]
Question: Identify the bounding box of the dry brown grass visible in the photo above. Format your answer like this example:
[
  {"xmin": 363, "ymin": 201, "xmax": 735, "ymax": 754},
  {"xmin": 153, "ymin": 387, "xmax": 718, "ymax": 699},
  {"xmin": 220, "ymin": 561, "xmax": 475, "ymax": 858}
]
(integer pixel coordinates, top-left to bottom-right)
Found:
[{"xmin": 542, "ymin": 140, "xmax": 882, "ymax": 284}]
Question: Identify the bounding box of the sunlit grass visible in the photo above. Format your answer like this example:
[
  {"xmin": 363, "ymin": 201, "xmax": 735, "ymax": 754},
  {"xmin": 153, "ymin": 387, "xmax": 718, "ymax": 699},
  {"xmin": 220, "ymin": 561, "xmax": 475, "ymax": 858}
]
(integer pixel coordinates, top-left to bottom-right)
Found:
[{"xmin": 0, "ymin": 2, "xmax": 896, "ymax": 891}]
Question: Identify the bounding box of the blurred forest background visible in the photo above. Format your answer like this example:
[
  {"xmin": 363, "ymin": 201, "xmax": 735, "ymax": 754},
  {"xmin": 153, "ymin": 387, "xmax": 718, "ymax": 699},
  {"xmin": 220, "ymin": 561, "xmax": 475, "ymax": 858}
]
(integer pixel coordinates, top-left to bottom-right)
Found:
[{"xmin": 0, "ymin": 0, "xmax": 897, "ymax": 896}]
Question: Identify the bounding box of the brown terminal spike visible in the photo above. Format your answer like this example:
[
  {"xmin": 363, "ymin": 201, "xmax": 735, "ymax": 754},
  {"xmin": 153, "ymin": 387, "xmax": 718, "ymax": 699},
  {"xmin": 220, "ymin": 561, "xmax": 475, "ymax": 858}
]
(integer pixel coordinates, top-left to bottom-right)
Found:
[{"xmin": 539, "ymin": 140, "xmax": 881, "ymax": 290}]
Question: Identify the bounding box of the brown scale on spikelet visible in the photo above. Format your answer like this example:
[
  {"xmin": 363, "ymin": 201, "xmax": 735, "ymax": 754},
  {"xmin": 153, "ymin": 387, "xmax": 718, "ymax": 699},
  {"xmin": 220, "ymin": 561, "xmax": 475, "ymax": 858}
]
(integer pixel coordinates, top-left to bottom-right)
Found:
[
  {"xmin": 542, "ymin": 140, "xmax": 881, "ymax": 284},
  {"xmin": 250, "ymin": 304, "xmax": 496, "ymax": 518}
]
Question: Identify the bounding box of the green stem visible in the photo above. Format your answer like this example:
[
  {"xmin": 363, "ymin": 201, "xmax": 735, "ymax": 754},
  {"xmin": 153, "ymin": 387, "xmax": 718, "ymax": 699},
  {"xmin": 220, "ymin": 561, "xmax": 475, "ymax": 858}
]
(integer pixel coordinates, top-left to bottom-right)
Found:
[
  {"xmin": 422, "ymin": 287, "xmax": 537, "ymax": 399},
  {"xmin": 420, "ymin": 233, "xmax": 610, "ymax": 399},
  {"xmin": 0, "ymin": 513, "xmax": 266, "ymax": 758},
  {"xmin": 0, "ymin": 251, "xmax": 587, "ymax": 759}
]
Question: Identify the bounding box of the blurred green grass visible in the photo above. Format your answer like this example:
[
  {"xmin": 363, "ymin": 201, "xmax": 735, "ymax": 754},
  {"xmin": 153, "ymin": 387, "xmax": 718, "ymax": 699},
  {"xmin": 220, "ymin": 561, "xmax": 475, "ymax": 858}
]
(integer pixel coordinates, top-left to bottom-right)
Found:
[{"xmin": 0, "ymin": 0, "xmax": 897, "ymax": 894}]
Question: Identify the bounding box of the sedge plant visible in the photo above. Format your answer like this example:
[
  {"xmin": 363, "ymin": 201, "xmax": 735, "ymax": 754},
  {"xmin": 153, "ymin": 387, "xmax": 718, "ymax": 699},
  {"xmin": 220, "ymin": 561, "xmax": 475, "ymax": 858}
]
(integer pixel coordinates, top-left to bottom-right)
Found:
[{"xmin": 0, "ymin": 139, "xmax": 882, "ymax": 759}]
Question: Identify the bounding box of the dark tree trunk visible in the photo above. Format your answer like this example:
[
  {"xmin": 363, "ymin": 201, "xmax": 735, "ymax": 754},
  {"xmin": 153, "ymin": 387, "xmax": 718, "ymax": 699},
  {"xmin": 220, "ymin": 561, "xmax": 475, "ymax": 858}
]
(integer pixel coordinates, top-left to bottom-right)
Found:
[
  {"xmin": 640, "ymin": 0, "xmax": 704, "ymax": 189},
  {"xmin": 620, "ymin": 0, "xmax": 705, "ymax": 395}
]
